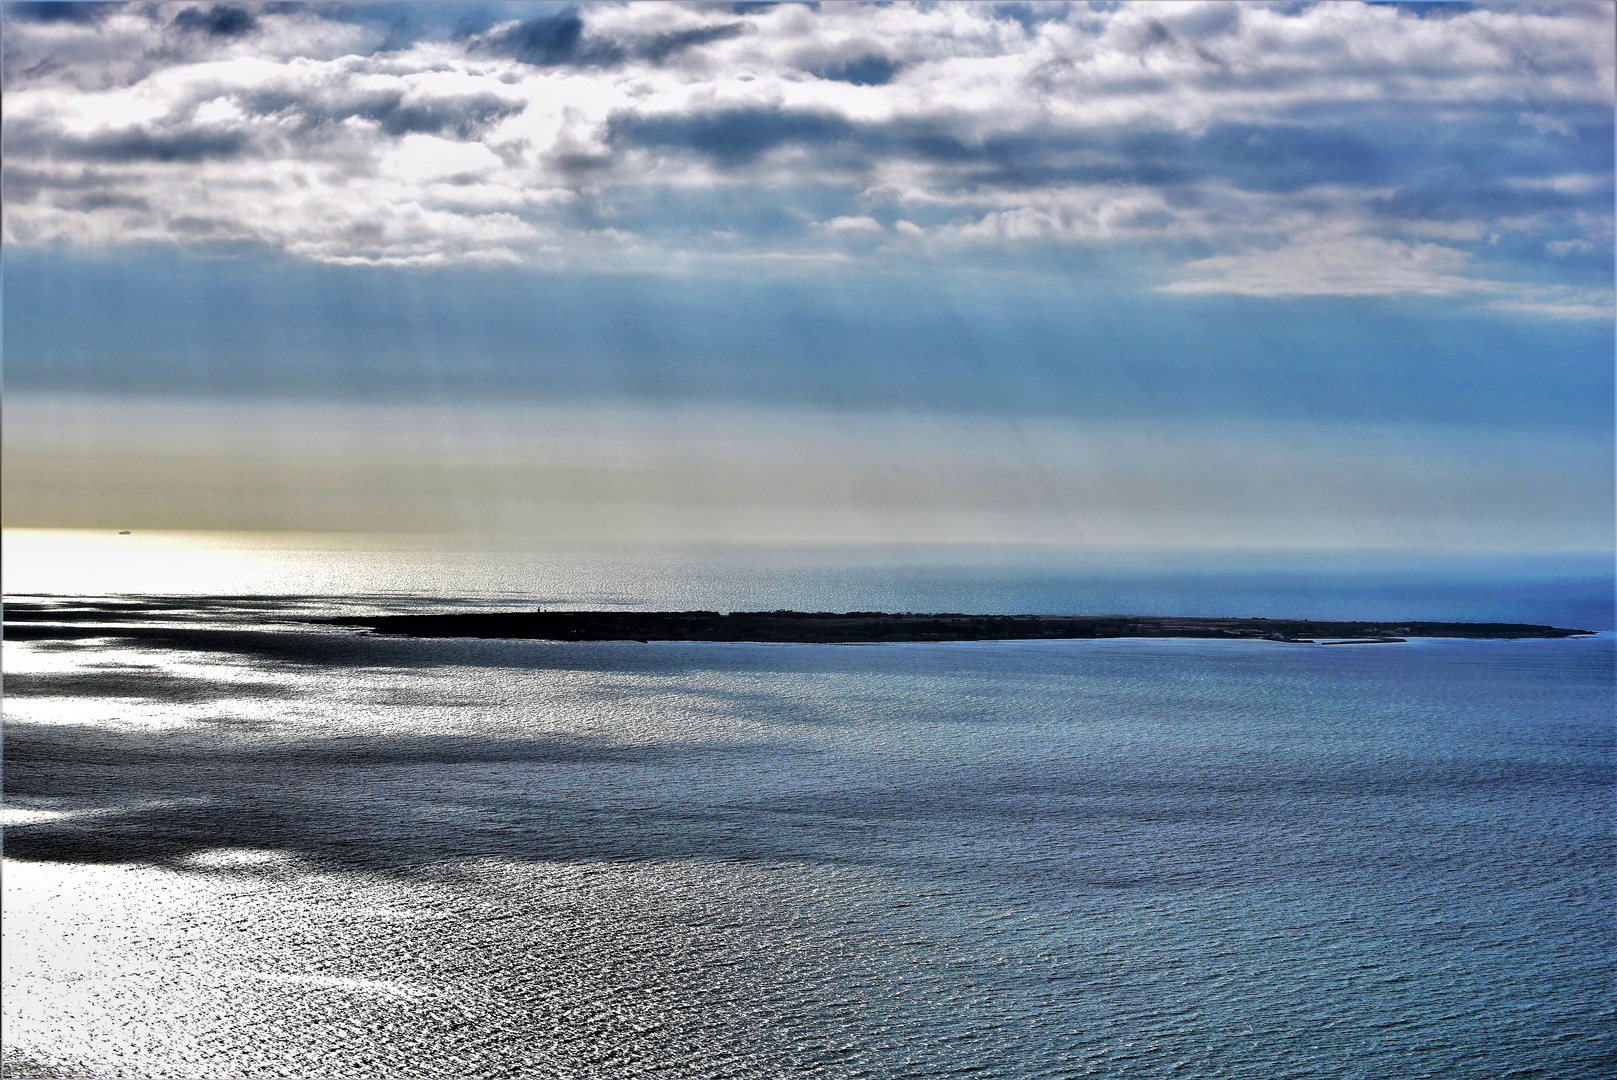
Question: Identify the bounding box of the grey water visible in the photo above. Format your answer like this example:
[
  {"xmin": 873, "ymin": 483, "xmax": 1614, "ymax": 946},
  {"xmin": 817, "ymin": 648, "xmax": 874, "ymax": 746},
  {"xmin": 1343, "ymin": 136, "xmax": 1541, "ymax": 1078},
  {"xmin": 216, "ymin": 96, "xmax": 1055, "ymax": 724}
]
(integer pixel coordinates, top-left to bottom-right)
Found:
[{"xmin": 3, "ymin": 548, "xmax": 1612, "ymax": 1078}]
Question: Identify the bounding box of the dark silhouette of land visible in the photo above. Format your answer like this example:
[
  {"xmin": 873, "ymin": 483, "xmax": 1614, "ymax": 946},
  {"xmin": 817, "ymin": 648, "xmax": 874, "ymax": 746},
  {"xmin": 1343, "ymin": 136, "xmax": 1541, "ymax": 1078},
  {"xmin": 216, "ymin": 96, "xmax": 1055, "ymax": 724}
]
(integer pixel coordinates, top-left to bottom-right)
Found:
[{"xmin": 329, "ymin": 611, "xmax": 1595, "ymax": 644}]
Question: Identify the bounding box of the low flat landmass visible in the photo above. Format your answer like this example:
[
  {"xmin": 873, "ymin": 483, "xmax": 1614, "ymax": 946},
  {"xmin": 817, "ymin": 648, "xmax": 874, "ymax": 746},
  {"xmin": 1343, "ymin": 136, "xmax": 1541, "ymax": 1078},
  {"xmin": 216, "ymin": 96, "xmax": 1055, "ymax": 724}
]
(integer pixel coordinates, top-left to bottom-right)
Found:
[{"xmin": 330, "ymin": 611, "xmax": 1596, "ymax": 643}]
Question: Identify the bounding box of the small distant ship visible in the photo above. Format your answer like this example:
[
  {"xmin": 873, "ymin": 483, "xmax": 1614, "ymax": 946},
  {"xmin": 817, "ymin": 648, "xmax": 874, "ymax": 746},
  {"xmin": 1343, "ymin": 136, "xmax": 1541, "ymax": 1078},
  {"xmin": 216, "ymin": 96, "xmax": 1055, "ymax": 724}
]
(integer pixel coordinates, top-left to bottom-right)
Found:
[{"xmin": 118, "ymin": 530, "xmax": 131, "ymax": 535}]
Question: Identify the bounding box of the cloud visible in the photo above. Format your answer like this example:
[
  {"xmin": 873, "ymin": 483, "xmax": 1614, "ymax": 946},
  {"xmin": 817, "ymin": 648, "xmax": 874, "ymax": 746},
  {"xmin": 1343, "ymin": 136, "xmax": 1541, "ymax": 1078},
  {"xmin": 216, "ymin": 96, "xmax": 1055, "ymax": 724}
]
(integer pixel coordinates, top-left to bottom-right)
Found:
[
  {"xmin": 813, "ymin": 54, "xmax": 900, "ymax": 86},
  {"xmin": 473, "ymin": 8, "xmax": 746, "ymax": 68},
  {"xmin": 0, "ymin": 0, "xmax": 1608, "ymax": 308},
  {"xmin": 611, "ymin": 107, "xmax": 854, "ymax": 167},
  {"xmin": 1162, "ymin": 232, "xmax": 1615, "ymax": 318},
  {"xmin": 171, "ymin": 4, "xmax": 257, "ymax": 39},
  {"xmin": 1162, "ymin": 234, "xmax": 1500, "ymax": 298},
  {"xmin": 822, "ymin": 215, "xmax": 882, "ymax": 234},
  {"xmin": 1546, "ymin": 238, "xmax": 1595, "ymax": 257},
  {"xmin": 636, "ymin": 21, "xmax": 747, "ymax": 64},
  {"xmin": 1521, "ymin": 111, "xmax": 1575, "ymax": 138},
  {"xmin": 476, "ymin": 9, "xmax": 625, "ymax": 67},
  {"xmin": 1484, "ymin": 285, "xmax": 1615, "ymax": 321},
  {"xmin": 35, "ymin": 125, "xmax": 251, "ymax": 163}
]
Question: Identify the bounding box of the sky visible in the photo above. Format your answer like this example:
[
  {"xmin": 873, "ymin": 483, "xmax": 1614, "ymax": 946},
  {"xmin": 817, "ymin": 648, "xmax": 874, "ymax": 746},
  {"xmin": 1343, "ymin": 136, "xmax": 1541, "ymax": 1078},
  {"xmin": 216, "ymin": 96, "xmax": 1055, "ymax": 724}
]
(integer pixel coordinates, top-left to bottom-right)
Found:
[{"xmin": 2, "ymin": 0, "xmax": 1613, "ymax": 549}]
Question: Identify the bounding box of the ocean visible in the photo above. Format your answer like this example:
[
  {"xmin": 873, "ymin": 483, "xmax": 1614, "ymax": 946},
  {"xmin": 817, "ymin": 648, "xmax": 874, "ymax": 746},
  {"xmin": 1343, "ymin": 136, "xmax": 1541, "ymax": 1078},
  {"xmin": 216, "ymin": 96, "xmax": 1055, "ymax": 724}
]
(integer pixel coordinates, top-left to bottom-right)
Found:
[{"xmin": 3, "ymin": 532, "xmax": 1612, "ymax": 1078}]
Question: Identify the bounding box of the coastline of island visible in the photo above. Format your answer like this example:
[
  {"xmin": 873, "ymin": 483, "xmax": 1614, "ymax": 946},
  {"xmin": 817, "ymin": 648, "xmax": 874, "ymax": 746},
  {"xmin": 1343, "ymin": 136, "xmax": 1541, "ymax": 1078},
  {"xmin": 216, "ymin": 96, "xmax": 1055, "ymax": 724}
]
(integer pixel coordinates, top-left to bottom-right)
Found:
[{"xmin": 327, "ymin": 611, "xmax": 1597, "ymax": 644}]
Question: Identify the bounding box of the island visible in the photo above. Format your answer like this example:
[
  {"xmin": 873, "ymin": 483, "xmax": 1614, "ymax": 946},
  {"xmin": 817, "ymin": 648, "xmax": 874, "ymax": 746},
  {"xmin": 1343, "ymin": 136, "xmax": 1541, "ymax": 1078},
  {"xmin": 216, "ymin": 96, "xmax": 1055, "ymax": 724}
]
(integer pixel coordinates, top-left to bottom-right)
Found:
[{"xmin": 327, "ymin": 611, "xmax": 1596, "ymax": 644}]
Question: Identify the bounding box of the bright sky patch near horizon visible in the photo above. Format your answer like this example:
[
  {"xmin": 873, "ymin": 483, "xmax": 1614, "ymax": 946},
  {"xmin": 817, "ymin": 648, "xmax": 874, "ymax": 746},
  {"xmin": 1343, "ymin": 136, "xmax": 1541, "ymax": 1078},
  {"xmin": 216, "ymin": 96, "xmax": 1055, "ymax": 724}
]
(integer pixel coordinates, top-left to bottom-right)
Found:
[{"xmin": 2, "ymin": 0, "xmax": 1612, "ymax": 553}]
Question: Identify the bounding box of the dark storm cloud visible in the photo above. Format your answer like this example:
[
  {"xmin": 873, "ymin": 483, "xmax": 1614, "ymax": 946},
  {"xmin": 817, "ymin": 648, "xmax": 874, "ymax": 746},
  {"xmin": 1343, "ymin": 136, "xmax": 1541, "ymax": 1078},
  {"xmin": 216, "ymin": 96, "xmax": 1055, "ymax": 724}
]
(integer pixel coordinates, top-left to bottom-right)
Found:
[{"xmin": 171, "ymin": 4, "xmax": 258, "ymax": 38}]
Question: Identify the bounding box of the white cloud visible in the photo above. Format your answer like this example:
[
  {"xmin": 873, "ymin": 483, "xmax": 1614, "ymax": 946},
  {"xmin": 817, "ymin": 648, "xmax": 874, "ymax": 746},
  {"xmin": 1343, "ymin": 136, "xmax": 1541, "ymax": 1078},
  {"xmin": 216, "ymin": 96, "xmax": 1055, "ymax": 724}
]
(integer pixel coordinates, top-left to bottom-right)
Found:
[
  {"xmin": 381, "ymin": 136, "xmax": 505, "ymax": 183},
  {"xmin": 1164, "ymin": 234, "xmax": 1615, "ymax": 319},
  {"xmin": 822, "ymin": 215, "xmax": 884, "ymax": 234},
  {"xmin": 1507, "ymin": 174, "xmax": 1608, "ymax": 195},
  {"xmin": 1162, "ymin": 234, "xmax": 1499, "ymax": 298},
  {"xmin": 1485, "ymin": 285, "xmax": 1615, "ymax": 321},
  {"xmin": 0, "ymin": 0, "xmax": 1610, "ymax": 301},
  {"xmin": 1546, "ymin": 238, "xmax": 1596, "ymax": 257},
  {"xmin": 1521, "ymin": 112, "xmax": 1575, "ymax": 137}
]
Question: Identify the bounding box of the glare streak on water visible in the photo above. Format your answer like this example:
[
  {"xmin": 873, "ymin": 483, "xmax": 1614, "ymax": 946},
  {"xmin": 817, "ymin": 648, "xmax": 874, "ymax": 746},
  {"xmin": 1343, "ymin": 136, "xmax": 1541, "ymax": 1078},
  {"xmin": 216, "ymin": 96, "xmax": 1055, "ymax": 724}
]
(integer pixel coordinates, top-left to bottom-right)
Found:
[{"xmin": 1, "ymin": 577, "xmax": 1612, "ymax": 1078}]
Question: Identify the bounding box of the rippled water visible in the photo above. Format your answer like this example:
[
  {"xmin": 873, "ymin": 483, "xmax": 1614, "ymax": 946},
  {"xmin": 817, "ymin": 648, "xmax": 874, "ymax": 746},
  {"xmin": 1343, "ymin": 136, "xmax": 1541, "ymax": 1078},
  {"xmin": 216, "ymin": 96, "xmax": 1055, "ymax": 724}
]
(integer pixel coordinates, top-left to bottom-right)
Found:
[{"xmin": 3, "ymin": 563, "xmax": 1613, "ymax": 1077}]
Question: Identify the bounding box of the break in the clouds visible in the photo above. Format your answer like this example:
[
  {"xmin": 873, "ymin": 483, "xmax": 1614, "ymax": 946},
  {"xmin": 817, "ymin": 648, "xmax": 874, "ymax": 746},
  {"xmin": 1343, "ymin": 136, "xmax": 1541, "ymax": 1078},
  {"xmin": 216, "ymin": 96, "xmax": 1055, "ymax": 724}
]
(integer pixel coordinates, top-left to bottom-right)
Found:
[{"xmin": 2, "ymin": 1, "xmax": 1611, "ymax": 316}]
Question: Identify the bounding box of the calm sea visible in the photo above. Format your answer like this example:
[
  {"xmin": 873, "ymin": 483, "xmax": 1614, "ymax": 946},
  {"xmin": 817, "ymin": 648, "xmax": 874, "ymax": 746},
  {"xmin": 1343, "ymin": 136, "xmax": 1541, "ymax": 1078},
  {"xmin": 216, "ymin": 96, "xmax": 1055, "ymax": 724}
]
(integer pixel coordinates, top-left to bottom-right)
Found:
[{"xmin": 3, "ymin": 533, "xmax": 1612, "ymax": 1078}]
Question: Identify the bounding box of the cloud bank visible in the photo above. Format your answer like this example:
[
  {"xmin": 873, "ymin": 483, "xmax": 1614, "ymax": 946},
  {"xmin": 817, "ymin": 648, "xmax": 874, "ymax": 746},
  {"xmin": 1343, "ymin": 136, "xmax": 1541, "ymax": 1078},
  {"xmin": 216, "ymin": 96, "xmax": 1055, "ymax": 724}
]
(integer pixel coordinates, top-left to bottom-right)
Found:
[{"xmin": 3, "ymin": 1, "xmax": 1611, "ymax": 315}]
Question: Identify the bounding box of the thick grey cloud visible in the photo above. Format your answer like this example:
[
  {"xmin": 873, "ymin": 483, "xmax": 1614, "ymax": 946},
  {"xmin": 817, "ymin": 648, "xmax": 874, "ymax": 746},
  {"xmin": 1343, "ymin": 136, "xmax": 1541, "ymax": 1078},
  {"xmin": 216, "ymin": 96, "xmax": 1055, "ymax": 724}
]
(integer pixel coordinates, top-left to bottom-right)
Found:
[
  {"xmin": 1, "ymin": 1, "xmax": 1610, "ymax": 312},
  {"xmin": 473, "ymin": 9, "xmax": 743, "ymax": 67},
  {"xmin": 813, "ymin": 53, "xmax": 900, "ymax": 86},
  {"xmin": 171, "ymin": 3, "xmax": 257, "ymax": 38},
  {"xmin": 239, "ymin": 87, "xmax": 525, "ymax": 139},
  {"xmin": 611, "ymin": 107, "xmax": 854, "ymax": 167},
  {"xmin": 477, "ymin": 8, "xmax": 625, "ymax": 67},
  {"xmin": 56, "ymin": 126, "xmax": 252, "ymax": 162},
  {"xmin": 636, "ymin": 20, "xmax": 746, "ymax": 63}
]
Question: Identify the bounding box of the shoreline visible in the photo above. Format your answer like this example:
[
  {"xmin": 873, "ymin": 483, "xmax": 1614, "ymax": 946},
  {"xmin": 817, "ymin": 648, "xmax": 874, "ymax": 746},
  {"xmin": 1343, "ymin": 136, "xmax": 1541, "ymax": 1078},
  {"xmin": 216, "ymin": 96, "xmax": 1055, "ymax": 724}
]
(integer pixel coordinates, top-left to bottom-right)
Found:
[{"xmin": 327, "ymin": 611, "xmax": 1596, "ymax": 644}]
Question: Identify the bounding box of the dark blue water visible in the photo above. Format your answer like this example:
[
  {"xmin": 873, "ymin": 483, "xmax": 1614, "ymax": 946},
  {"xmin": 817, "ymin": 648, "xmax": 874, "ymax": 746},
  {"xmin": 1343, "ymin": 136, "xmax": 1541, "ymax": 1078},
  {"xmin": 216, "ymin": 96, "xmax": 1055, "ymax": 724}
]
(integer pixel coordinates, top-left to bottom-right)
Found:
[{"xmin": 3, "ymin": 562, "xmax": 1612, "ymax": 1077}]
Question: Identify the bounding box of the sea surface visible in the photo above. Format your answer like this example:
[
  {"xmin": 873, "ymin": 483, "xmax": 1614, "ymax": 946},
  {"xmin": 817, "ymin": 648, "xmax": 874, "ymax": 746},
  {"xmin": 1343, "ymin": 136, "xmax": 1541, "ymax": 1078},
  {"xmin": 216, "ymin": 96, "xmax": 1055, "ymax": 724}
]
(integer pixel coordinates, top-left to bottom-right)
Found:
[{"xmin": 3, "ymin": 533, "xmax": 1613, "ymax": 1078}]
